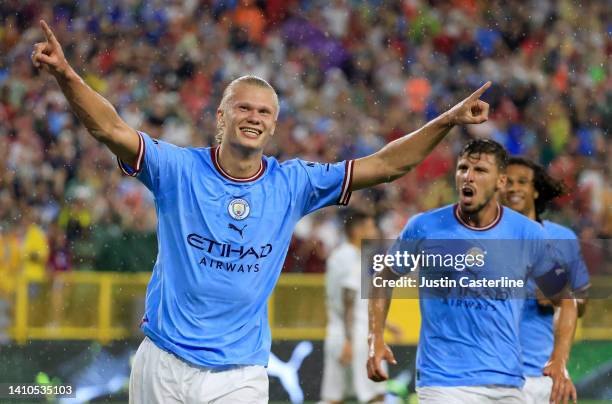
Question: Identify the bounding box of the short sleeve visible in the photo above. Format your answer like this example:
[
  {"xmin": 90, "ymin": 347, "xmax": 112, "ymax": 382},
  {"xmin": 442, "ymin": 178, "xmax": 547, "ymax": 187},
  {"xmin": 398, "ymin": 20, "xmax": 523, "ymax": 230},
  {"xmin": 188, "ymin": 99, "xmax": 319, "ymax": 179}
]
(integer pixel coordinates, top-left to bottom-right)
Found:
[
  {"xmin": 566, "ymin": 238, "xmax": 591, "ymax": 292},
  {"xmin": 117, "ymin": 131, "xmax": 188, "ymax": 194},
  {"xmin": 292, "ymin": 160, "xmax": 354, "ymax": 216},
  {"xmin": 531, "ymin": 232, "xmax": 569, "ymax": 297}
]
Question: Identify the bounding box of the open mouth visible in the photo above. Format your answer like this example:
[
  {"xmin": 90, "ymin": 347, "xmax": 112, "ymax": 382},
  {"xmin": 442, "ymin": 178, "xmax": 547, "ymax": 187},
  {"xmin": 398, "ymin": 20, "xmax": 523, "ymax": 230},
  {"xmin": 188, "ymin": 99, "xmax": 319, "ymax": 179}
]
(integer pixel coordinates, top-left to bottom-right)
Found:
[
  {"xmin": 506, "ymin": 194, "xmax": 523, "ymax": 205},
  {"xmin": 240, "ymin": 127, "xmax": 262, "ymax": 138},
  {"xmin": 461, "ymin": 186, "xmax": 475, "ymax": 198}
]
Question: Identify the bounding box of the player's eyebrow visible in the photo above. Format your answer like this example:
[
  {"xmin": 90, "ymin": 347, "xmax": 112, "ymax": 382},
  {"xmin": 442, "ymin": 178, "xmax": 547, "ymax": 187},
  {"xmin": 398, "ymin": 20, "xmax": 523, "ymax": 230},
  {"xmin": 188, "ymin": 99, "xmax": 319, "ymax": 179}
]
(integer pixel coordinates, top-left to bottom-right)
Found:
[{"xmin": 235, "ymin": 102, "xmax": 273, "ymax": 114}]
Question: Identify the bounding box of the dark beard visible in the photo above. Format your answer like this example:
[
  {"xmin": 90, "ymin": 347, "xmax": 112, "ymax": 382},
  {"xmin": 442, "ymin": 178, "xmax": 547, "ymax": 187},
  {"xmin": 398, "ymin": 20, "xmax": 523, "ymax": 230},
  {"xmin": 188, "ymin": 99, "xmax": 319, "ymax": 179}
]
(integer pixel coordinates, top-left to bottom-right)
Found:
[{"xmin": 460, "ymin": 189, "xmax": 497, "ymax": 215}]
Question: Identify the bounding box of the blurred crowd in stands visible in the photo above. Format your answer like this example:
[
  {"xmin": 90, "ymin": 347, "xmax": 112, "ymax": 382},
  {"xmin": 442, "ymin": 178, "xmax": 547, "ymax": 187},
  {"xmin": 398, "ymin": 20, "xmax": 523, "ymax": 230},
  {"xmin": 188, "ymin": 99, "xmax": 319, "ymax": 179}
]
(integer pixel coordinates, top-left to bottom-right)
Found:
[{"xmin": 0, "ymin": 0, "xmax": 610, "ymax": 295}]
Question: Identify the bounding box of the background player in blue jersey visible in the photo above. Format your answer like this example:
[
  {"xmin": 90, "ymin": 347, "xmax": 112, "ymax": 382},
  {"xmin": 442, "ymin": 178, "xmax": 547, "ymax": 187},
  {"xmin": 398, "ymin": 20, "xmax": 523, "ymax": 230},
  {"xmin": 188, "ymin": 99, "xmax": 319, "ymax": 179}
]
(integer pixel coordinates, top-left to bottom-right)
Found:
[
  {"xmin": 367, "ymin": 140, "xmax": 578, "ymax": 404},
  {"xmin": 33, "ymin": 19, "xmax": 491, "ymax": 403},
  {"xmin": 503, "ymin": 157, "xmax": 590, "ymax": 404}
]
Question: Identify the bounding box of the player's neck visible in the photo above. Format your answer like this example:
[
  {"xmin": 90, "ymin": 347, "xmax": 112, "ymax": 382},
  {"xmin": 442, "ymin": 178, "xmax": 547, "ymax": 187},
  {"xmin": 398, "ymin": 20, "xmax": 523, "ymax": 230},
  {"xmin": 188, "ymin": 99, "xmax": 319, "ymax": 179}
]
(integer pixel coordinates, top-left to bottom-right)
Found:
[
  {"xmin": 348, "ymin": 237, "xmax": 361, "ymax": 250},
  {"xmin": 458, "ymin": 201, "xmax": 500, "ymax": 229},
  {"xmin": 217, "ymin": 144, "xmax": 263, "ymax": 179},
  {"xmin": 525, "ymin": 207, "xmax": 537, "ymax": 221}
]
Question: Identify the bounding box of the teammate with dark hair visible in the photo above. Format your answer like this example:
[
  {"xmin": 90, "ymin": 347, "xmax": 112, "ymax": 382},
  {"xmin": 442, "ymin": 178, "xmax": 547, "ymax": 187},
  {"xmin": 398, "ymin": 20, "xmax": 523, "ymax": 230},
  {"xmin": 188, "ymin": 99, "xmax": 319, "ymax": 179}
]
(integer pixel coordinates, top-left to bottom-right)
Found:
[
  {"xmin": 505, "ymin": 157, "xmax": 568, "ymax": 220},
  {"xmin": 503, "ymin": 157, "xmax": 589, "ymax": 404}
]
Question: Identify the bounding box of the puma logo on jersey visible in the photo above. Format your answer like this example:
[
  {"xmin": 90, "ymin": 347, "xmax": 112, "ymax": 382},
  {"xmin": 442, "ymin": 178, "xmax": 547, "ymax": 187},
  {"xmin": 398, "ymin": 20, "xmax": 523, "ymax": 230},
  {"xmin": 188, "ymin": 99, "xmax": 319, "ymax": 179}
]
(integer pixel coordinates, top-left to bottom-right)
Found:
[{"xmin": 228, "ymin": 223, "xmax": 247, "ymax": 238}]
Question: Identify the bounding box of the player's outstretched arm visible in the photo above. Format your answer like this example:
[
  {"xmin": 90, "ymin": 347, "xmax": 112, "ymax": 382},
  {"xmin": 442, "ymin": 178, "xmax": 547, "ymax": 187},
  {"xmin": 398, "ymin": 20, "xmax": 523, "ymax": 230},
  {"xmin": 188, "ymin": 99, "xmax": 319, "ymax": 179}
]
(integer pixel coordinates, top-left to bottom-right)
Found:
[
  {"xmin": 367, "ymin": 268, "xmax": 398, "ymax": 382},
  {"xmin": 31, "ymin": 20, "xmax": 139, "ymax": 165},
  {"xmin": 544, "ymin": 298, "xmax": 578, "ymax": 404},
  {"xmin": 350, "ymin": 82, "xmax": 491, "ymax": 191}
]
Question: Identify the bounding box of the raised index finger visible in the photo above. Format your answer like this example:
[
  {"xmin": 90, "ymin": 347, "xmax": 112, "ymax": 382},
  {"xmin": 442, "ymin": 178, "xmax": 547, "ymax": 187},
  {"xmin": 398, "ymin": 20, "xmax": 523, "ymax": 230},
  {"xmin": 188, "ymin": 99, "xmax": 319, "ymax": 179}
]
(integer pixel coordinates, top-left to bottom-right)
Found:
[
  {"xmin": 40, "ymin": 20, "xmax": 60, "ymax": 46},
  {"xmin": 469, "ymin": 81, "xmax": 492, "ymax": 100}
]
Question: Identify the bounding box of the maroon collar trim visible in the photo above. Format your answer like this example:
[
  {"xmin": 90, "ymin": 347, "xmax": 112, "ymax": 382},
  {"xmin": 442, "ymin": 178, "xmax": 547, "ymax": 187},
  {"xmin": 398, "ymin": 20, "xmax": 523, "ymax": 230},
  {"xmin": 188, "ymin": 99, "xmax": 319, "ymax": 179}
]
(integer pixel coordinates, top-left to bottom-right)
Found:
[
  {"xmin": 454, "ymin": 203, "xmax": 503, "ymax": 231},
  {"xmin": 210, "ymin": 146, "xmax": 266, "ymax": 182}
]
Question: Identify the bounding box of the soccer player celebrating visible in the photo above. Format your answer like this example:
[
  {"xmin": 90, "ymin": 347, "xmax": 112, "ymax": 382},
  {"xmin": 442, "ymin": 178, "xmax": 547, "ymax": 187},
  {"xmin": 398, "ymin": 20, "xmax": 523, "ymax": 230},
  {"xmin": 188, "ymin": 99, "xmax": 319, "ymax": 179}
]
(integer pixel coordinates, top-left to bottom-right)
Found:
[
  {"xmin": 33, "ymin": 20, "xmax": 490, "ymax": 403},
  {"xmin": 367, "ymin": 140, "xmax": 578, "ymax": 404},
  {"xmin": 503, "ymin": 157, "xmax": 590, "ymax": 404}
]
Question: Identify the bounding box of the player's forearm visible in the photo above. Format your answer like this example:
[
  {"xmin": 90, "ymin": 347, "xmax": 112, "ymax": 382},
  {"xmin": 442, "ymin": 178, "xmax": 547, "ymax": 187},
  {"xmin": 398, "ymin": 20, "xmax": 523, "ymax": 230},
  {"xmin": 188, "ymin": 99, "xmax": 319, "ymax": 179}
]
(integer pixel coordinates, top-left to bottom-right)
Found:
[
  {"xmin": 351, "ymin": 113, "xmax": 454, "ymax": 190},
  {"xmin": 351, "ymin": 83, "xmax": 490, "ymax": 190},
  {"xmin": 368, "ymin": 297, "xmax": 391, "ymax": 338},
  {"xmin": 368, "ymin": 269, "xmax": 396, "ymax": 337},
  {"xmin": 550, "ymin": 299, "xmax": 578, "ymax": 363},
  {"xmin": 376, "ymin": 112, "xmax": 454, "ymax": 181},
  {"xmin": 54, "ymin": 67, "xmax": 126, "ymax": 142}
]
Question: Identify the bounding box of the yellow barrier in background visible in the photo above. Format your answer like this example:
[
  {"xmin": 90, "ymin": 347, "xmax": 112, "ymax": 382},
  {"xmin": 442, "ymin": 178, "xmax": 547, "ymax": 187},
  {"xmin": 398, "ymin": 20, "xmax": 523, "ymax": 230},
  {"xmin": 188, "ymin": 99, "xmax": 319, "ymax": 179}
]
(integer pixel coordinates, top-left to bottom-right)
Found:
[{"xmin": 5, "ymin": 272, "xmax": 612, "ymax": 345}]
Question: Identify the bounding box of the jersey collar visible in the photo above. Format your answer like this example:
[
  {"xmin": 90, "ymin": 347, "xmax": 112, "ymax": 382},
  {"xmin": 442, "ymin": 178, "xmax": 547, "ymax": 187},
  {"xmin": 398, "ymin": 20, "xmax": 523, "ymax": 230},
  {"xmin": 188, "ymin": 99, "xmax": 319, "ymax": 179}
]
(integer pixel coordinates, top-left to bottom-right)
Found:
[
  {"xmin": 210, "ymin": 146, "xmax": 266, "ymax": 183},
  {"xmin": 454, "ymin": 203, "xmax": 503, "ymax": 231}
]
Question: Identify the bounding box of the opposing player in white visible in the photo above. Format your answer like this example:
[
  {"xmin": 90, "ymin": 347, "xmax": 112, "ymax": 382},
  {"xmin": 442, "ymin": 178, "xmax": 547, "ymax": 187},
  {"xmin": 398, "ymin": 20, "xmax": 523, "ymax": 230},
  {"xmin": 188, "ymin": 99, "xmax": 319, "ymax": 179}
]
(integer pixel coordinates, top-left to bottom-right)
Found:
[{"xmin": 321, "ymin": 210, "xmax": 393, "ymax": 404}]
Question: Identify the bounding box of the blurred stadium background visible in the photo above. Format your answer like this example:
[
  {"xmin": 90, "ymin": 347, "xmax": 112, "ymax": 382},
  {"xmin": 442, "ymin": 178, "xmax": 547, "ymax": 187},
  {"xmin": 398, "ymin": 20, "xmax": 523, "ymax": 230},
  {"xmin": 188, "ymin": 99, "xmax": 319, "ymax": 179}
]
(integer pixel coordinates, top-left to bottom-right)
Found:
[{"xmin": 0, "ymin": 0, "xmax": 610, "ymax": 402}]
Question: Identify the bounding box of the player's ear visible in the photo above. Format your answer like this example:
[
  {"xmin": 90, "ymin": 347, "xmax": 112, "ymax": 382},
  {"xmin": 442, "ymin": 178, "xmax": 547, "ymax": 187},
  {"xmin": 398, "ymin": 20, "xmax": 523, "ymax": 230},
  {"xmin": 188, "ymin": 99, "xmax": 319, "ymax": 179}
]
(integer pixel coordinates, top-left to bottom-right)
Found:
[
  {"xmin": 216, "ymin": 109, "xmax": 227, "ymax": 136},
  {"xmin": 216, "ymin": 108, "xmax": 226, "ymax": 141},
  {"xmin": 270, "ymin": 119, "xmax": 277, "ymax": 137},
  {"xmin": 534, "ymin": 190, "xmax": 539, "ymax": 200},
  {"xmin": 216, "ymin": 108, "xmax": 224, "ymax": 124},
  {"xmin": 497, "ymin": 173, "xmax": 507, "ymax": 190}
]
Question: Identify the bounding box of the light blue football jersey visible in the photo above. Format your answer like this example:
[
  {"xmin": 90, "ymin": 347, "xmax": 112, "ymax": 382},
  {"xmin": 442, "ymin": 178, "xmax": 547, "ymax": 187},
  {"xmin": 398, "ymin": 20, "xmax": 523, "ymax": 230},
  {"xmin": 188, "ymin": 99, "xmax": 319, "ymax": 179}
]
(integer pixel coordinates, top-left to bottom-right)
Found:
[
  {"xmin": 119, "ymin": 131, "xmax": 353, "ymax": 367},
  {"xmin": 520, "ymin": 220, "xmax": 590, "ymax": 376},
  {"xmin": 392, "ymin": 204, "xmax": 563, "ymax": 388}
]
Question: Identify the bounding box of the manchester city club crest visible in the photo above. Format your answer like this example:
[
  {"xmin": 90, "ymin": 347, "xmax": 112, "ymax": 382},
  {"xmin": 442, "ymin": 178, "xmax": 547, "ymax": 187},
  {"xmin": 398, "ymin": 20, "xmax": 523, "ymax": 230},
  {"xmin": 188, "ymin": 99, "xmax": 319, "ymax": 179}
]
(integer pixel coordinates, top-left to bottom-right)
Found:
[
  {"xmin": 466, "ymin": 246, "xmax": 485, "ymax": 258},
  {"xmin": 228, "ymin": 198, "xmax": 250, "ymax": 220}
]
